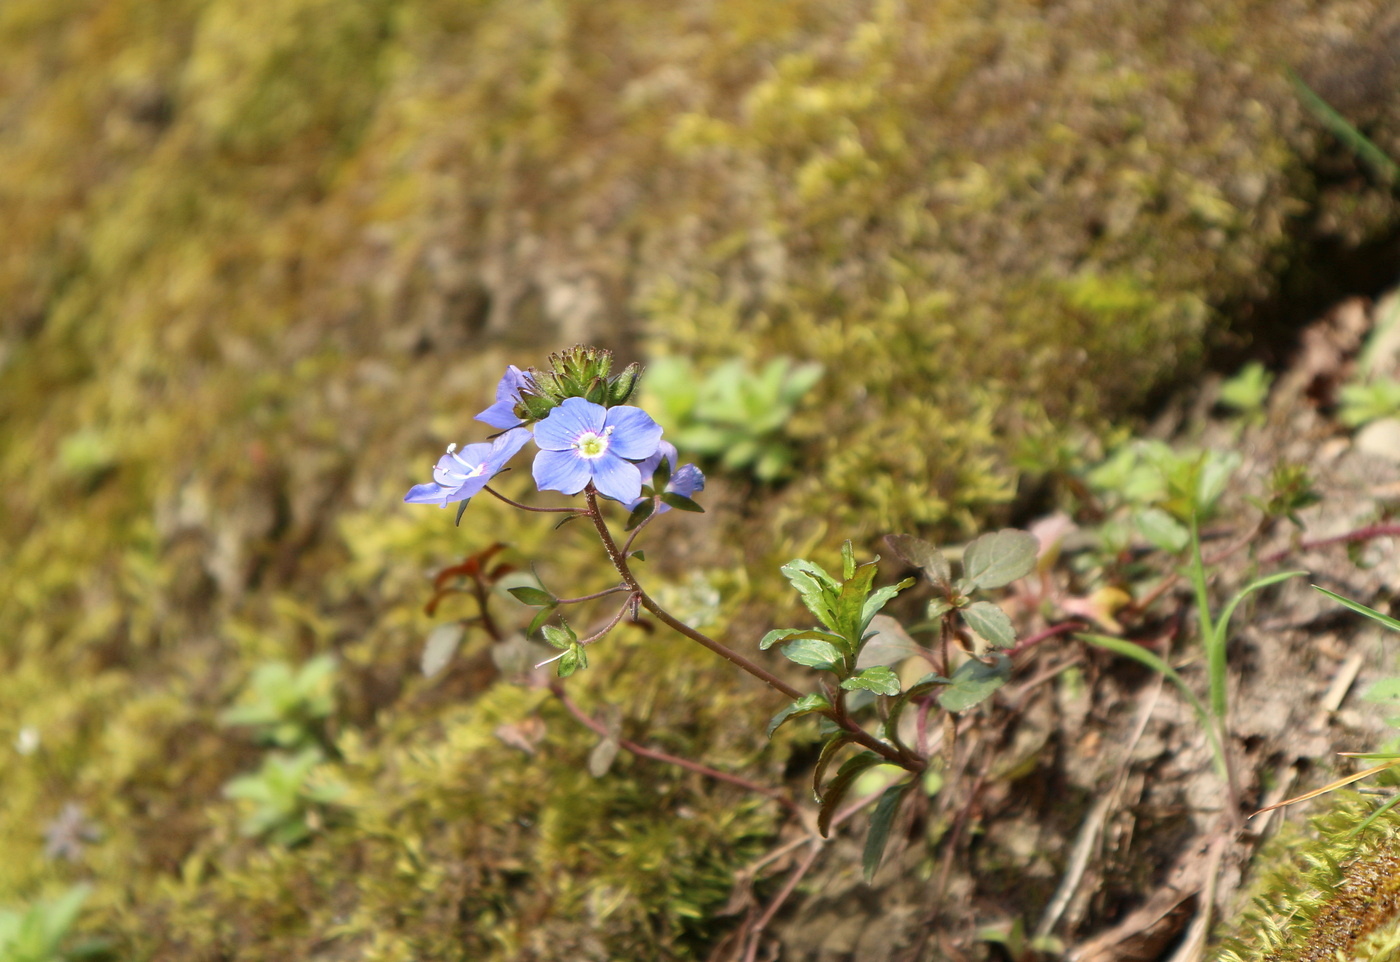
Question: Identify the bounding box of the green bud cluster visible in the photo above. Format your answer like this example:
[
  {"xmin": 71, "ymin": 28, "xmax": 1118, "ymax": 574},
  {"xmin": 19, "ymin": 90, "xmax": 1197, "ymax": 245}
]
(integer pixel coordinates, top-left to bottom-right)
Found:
[{"xmin": 515, "ymin": 346, "xmax": 643, "ymax": 422}]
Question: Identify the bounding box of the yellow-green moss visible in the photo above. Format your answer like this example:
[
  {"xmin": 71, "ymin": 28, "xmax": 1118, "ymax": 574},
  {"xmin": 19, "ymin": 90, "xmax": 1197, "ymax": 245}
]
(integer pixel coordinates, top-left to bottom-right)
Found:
[
  {"xmin": 1221, "ymin": 797, "xmax": 1400, "ymax": 962},
  {"xmin": 1, "ymin": 0, "xmax": 1398, "ymax": 957}
]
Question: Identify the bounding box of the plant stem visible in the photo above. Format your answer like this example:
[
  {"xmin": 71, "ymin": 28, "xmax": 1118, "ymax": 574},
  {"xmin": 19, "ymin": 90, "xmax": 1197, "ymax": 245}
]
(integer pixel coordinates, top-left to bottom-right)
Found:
[{"xmin": 582, "ymin": 486, "xmax": 919, "ymax": 772}]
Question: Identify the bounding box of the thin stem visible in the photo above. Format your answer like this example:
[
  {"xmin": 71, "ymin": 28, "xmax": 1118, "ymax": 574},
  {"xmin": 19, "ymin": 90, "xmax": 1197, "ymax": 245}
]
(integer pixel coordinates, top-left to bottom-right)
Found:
[
  {"xmin": 582, "ymin": 486, "xmax": 919, "ymax": 773},
  {"xmin": 577, "ymin": 594, "xmax": 640, "ymax": 647},
  {"xmin": 550, "ymin": 682, "xmax": 798, "ymax": 813},
  {"xmin": 553, "ymin": 584, "xmax": 629, "ymax": 606},
  {"xmin": 482, "ymin": 485, "xmax": 578, "ymax": 514},
  {"xmin": 621, "ymin": 503, "xmax": 659, "ymax": 556}
]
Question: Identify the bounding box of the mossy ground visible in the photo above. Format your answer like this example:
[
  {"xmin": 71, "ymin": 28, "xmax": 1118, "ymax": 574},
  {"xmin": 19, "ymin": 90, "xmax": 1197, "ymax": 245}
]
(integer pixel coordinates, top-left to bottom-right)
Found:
[{"xmin": 2, "ymin": 0, "xmax": 1399, "ymax": 958}]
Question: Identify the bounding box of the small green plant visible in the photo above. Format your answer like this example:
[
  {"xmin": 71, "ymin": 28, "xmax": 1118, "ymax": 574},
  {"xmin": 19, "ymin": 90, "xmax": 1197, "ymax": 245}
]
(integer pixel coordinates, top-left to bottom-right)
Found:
[
  {"xmin": 219, "ymin": 655, "xmax": 336, "ymax": 749},
  {"xmin": 1217, "ymin": 361, "xmax": 1273, "ymax": 421},
  {"xmin": 0, "ymin": 885, "xmax": 93, "ymax": 962},
  {"xmin": 1338, "ymin": 378, "xmax": 1400, "ymax": 428},
  {"xmin": 1083, "ymin": 439, "xmax": 1240, "ymax": 553},
  {"xmin": 222, "ymin": 747, "xmax": 345, "ymax": 845},
  {"xmin": 640, "ymin": 355, "xmax": 823, "ymax": 481},
  {"xmin": 1082, "ymin": 521, "xmax": 1304, "ymax": 815}
]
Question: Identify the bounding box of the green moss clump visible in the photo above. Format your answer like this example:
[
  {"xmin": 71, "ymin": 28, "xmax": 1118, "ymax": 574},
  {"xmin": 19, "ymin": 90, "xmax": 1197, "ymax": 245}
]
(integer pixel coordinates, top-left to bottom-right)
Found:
[{"xmin": 1222, "ymin": 798, "xmax": 1400, "ymax": 962}]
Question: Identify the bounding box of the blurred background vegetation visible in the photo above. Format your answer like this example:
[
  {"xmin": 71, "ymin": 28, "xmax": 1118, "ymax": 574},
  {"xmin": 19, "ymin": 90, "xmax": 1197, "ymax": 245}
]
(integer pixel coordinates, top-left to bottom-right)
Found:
[{"xmin": 2, "ymin": 0, "xmax": 1399, "ymax": 958}]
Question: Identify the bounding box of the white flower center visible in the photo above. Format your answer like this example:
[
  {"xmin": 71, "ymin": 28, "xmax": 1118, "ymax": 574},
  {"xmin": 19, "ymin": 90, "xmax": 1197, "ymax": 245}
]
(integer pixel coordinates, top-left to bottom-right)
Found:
[
  {"xmin": 574, "ymin": 426, "xmax": 613, "ymax": 460},
  {"xmin": 446, "ymin": 443, "xmax": 486, "ymax": 479}
]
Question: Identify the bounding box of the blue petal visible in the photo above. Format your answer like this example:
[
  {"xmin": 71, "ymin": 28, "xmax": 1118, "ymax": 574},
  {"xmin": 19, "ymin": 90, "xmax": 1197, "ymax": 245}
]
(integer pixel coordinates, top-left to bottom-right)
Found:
[
  {"xmin": 404, "ymin": 481, "xmax": 453, "ymax": 505},
  {"xmin": 474, "ymin": 366, "xmax": 530, "ymax": 429},
  {"xmin": 670, "ymin": 463, "xmax": 705, "ymax": 498},
  {"xmin": 486, "ymin": 427, "xmax": 533, "ymax": 467},
  {"xmin": 603, "ymin": 405, "xmax": 663, "ymax": 460},
  {"xmin": 590, "ymin": 453, "xmax": 643, "ymax": 503},
  {"xmin": 533, "ymin": 448, "xmax": 591, "ymax": 495},
  {"xmin": 535, "ymin": 397, "xmax": 605, "ymax": 451}
]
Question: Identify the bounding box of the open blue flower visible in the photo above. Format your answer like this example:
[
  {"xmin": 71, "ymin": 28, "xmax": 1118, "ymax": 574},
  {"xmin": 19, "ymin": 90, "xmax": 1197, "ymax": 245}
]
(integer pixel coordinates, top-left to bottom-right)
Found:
[
  {"xmin": 475, "ymin": 365, "xmax": 532, "ymax": 430},
  {"xmin": 404, "ymin": 427, "xmax": 532, "ymax": 507},
  {"xmin": 532, "ymin": 398, "xmax": 662, "ymax": 502},
  {"xmin": 626, "ymin": 441, "xmax": 705, "ymax": 512}
]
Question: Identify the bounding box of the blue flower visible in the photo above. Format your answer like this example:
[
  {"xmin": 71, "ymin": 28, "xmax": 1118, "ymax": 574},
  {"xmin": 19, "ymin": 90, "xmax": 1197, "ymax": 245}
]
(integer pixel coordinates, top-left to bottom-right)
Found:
[
  {"xmin": 475, "ymin": 365, "xmax": 532, "ymax": 430},
  {"xmin": 627, "ymin": 441, "xmax": 705, "ymax": 512},
  {"xmin": 404, "ymin": 428, "xmax": 532, "ymax": 507},
  {"xmin": 532, "ymin": 398, "xmax": 662, "ymax": 502}
]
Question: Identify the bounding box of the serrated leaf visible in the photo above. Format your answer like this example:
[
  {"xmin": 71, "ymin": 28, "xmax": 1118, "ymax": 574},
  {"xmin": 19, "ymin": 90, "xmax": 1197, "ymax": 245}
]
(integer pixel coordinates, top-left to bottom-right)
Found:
[
  {"xmin": 765, "ymin": 693, "xmax": 831, "ymax": 738},
  {"xmin": 421, "ymin": 623, "xmax": 465, "ymax": 678},
  {"xmin": 659, "ymin": 492, "xmax": 704, "ymax": 513},
  {"xmin": 781, "ymin": 560, "xmax": 839, "ymax": 631},
  {"xmin": 759, "ymin": 627, "xmax": 845, "ymax": 651},
  {"xmin": 832, "ymin": 561, "xmax": 880, "ymax": 649},
  {"xmin": 840, "ymin": 666, "xmax": 901, "ymax": 695},
  {"xmin": 938, "ymin": 654, "xmax": 1011, "ymax": 712},
  {"xmin": 961, "ymin": 601, "xmax": 1016, "ymax": 651},
  {"xmin": 859, "ymin": 577, "xmax": 916, "ymax": 636},
  {"xmin": 842, "ymin": 540, "xmax": 857, "ymax": 580},
  {"xmin": 864, "ymin": 779, "xmax": 915, "ymax": 882},
  {"xmin": 819, "ymin": 752, "xmax": 885, "ymax": 837},
  {"xmin": 508, "ymin": 586, "xmax": 556, "ymax": 607},
  {"xmin": 856, "ymin": 614, "xmax": 924, "ymax": 669},
  {"xmin": 812, "ymin": 734, "xmax": 855, "ymax": 801},
  {"xmin": 1134, "ymin": 507, "xmax": 1189, "ymax": 553},
  {"xmin": 962, "ymin": 529, "xmax": 1039, "ymax": 590},
  {"xmin": 781, "ymin": 638, "xmax": 845, "ymax": 671},
  {"xmin": 884, "ymin": 672, "xmax": 950, "ymax": 745},
  {"xmin": 885, "ymin": 533, "xmax": 952, "ymax": 588}
]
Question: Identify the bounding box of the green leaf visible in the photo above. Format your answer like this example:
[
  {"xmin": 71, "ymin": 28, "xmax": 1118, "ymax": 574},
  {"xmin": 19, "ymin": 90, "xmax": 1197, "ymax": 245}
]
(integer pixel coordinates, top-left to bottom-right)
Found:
[
  {"xmin": 527, "ymin": 604, "xmax": 558, "ymax": 637},
  {"xmin": 558, "ymin": 643, "xmax": 587, "ymax": 678},
  {"xmin": 812, "ymin": 734, "xmax": 855, "ymax": 801},
  {"xmin": 542, "ymin": 624, "xmax": 575, "ymax": 650},
  {"xmin": 781, "ymin": 560, "xmax": 840, "ymax": 631},
  {"xmin": 819, "ymin": 752, "xmax": 885, "ymax": 837},
  {"xmin": 659, "ymin": 492, "xmax": 704, "ymax": 513},
  {"xmin": 1207, "ymin": 569, "xmax": 1306, "ymax": 719},
  {"xmin": 1315, "ymin": 586, "xmax": 1400, "ymax": 633},
  {"xmin": 624, "ymin": 499, "xmax": 655, "ymax": 530},
  {"xmin": 961, "ymin": 529, "xmax": 1039, "ymax": 590},
  {"xmin": 832, "ymin": 561, "xmax": 880, "ymax": 649},
  {"xmin": 938, "ymin": 655, "xmax": 1011, "ymax": 712},
  {"xmin": 1078, "ymin": 632, "xmax": 1229, "ymax": 782},
  {"xmin": 840, "ymin": 666, "xmax": 901, "ymax": 695},
  {"xmin": 1134, "ymin": 507, "xmax": 1190, "ymax": 553},
  {"xmin": 884, "ymin": 672, "xmax": 950, "ymax": 746},
  {"xmin": 885, "ymin": 533, "xmax": 952, "ymax": 588},
  {"xmin": 842, "ymin": 540, "xmax": 857, "ymax": 580},
  {"xmin": 508, "ymin": 586, "xmax": 555, "ymax": 607},
  {"xmin": 859, "ymin": 577, "xmax": 916, "ymax": 636},
  {"xmin": 759, "ymin": 627, "xmax": 845, "ymax": 651},
  {"xmin": 864, "ymin": 780, "xmax": 915, "ymax": 882},
  {"xmin": 781, "ymin": 638, "xmax": 845, "ymax": 671},
  {"xmin": 960, "ymin": 601, "xmax": 1016, "ymax": 651},
  {"xmin": 765, "ymin": 693, "xmax": 831, "ymax": 738}
]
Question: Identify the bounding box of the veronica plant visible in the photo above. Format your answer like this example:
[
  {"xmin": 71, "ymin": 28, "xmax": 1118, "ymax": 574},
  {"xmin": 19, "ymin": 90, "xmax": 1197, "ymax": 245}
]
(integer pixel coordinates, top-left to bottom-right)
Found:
[{"xmin": 404, "ymin": 347, "xmax": 1039, "ymax": 879}]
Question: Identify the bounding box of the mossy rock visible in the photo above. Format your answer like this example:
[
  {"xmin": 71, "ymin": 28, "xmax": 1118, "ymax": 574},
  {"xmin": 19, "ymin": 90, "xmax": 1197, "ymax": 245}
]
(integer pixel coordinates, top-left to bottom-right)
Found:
[
  {"xmin": 2, "ymin": 0, "xmax": 1400, "ymax": 958},
  {"xmin": 1222, "ymin": 796, "xmax": 1400, "ymax": 962}
]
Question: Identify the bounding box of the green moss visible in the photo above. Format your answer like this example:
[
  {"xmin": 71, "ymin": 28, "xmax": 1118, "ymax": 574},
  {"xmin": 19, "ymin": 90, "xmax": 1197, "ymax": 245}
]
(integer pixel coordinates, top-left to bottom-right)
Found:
[
  {"xmin": 1221, "ymin": 798, "xmax": 1400, "ymax": 962},
  {"xmin": 1, "ymin": 0, "xmax": 1398, "ymax": 957}
]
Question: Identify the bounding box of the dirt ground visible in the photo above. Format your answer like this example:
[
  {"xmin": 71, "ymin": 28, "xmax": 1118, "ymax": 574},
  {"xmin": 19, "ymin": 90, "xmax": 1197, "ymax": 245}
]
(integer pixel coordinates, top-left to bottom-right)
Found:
[{"xmin": 722, "ymin": 291, "xmax": 1400, "ymax": 962}]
